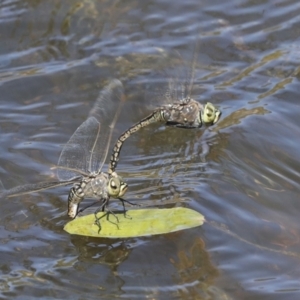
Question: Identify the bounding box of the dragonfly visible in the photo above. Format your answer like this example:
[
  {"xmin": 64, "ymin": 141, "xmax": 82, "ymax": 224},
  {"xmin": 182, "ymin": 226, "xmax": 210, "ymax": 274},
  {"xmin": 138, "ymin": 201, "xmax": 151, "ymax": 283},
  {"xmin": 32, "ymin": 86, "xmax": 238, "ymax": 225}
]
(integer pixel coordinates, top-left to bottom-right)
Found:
[
  {"xmin": 0, "ymin": 79, "xmax": 129, "ymax": 225},
  {"xmin": 108, "ymin": 51, "xmax": 221, "ymax": 176}
]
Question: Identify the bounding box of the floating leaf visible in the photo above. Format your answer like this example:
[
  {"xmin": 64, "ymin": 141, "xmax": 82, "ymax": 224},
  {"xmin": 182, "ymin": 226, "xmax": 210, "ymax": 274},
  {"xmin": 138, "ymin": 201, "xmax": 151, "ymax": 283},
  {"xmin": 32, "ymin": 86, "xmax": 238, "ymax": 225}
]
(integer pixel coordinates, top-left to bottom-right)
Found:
[{"xmin": 64, "ymin": 207, "xmax": 205, "ymax": 238}]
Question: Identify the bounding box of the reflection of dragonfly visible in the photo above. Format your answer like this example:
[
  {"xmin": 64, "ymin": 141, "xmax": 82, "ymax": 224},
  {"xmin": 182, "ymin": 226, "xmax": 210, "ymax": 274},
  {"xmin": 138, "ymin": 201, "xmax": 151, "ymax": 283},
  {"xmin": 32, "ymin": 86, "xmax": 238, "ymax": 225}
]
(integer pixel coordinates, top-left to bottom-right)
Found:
[
  {"xmin": 0, "ymin": 79, "xmax": 128, "ymax": 221},
  {"xmin": 108, "ymin": 52, "xmax": 221, "ymax": 175}
]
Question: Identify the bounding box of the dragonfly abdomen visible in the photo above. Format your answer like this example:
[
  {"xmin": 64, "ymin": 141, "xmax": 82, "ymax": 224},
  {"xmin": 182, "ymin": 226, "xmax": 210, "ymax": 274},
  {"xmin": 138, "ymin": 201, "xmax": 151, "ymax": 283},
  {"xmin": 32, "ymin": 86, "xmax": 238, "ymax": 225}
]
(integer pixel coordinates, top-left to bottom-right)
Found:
[
  {"xmin": 68, "ymin": 182, "xmax": 85, "ymax": 218},
  {"xmin": 108, "ymin": 111, "xmax": 165, "ymax": 175}
]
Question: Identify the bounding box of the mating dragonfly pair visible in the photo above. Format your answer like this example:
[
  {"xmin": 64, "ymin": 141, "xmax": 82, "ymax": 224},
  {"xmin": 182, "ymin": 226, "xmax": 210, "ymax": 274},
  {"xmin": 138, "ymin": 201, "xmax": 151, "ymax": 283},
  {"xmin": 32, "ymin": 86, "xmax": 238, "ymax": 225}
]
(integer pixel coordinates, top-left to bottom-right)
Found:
[{"xmin": 0, "ymin": 79, "xmax": 220, "ymax": 230}]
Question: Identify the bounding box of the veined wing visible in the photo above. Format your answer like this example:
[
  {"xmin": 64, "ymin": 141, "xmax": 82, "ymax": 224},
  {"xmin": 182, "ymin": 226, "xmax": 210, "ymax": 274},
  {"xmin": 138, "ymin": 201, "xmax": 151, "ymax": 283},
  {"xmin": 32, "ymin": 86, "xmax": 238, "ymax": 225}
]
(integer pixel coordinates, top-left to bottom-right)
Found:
[
  {"xmin": 57, "ymin": 117, "xmax": 102, "ymax": 180},
  {"xmin": 0, "ymin": 178, "xmax": 80, "ymax": 199},
  {"xmin": 108, "ymin": 43, "xmax": 216, "ymax": 175},
  {"xmin": 88, "ymin": 79, "xmax": 124, "ymax": 173},
  {"xmin": 144, "ymin": 45, "xmax": 198, "ymax": 110},
  {"xmin": 108, "ymin": 53, "xmax": 198, "ymax": 175},
  {"xmin": 167, "ymin": 47, "xmax": 197, "ymax": 104},
  {"xmin": 57, "ymin": 79, "xmax": 124, "ymax": 180}
]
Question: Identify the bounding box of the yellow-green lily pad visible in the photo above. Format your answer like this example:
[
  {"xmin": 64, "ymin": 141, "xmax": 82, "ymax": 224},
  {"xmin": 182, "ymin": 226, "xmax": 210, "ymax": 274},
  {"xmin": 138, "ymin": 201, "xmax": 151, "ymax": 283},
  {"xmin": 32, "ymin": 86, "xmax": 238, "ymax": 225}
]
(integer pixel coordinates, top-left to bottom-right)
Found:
[{"xmin": 64, "ymin": 207, "xmax": 205, "ymax": 238}]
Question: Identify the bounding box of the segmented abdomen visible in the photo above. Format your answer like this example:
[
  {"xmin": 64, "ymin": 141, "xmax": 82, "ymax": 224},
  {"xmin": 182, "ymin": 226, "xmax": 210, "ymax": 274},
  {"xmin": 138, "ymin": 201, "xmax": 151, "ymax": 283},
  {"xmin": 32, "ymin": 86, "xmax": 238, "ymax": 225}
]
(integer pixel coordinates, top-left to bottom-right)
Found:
[
  {"xmin": 108, "ymin": 99, "xmax": 203, "ymax": 175},
  {"xmin": 68, "ymin": 182, "xmax": 85, "ymax": 218},
  {"xmin": 108, "ymin": 110, "xmax": 164, "ymax": 175}
]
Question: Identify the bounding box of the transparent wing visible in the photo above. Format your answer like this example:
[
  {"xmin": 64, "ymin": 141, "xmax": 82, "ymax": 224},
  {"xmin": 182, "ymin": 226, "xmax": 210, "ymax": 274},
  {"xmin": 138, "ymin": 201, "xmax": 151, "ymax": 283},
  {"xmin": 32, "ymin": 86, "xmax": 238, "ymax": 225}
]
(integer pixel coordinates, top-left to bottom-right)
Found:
[
  {"xmin": 107, "ymin": 46, "xmax": 201, "ymax": 175},
  {"xmin": 88, "ymin": 79, "xmax": 124, "ymax": 172},
  {"xmin": 144, "ymin": 47, "xmax": 197, "ymax": 110},
  {"xmin": 57, "ymin": 79, "xmax": 124, "ymax": 180},
  {"xmin": 0, "ymin": 179, "xmax": 79, "ymax": 199},
  {"xmin": 57, "ymin": 117, "xmax": 102, "ymax": 180}
]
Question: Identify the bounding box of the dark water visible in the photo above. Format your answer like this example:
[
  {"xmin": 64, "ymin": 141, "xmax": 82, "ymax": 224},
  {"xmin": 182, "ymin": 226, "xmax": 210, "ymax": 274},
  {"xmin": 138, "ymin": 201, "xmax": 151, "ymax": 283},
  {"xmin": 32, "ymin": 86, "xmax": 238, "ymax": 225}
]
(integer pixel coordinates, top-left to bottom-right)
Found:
[{"xmin": 1, "ymin": 0, "xmax": 300, "ymax": 299}]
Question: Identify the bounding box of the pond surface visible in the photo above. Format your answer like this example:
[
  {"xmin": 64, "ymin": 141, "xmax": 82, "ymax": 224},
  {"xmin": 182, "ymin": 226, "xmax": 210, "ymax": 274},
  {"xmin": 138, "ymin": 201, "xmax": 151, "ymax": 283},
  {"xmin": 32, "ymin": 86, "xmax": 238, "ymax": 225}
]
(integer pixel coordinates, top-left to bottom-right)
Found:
[{"xmin": 1, "ymin": 0, "xmax": 300, "ymax": 299}]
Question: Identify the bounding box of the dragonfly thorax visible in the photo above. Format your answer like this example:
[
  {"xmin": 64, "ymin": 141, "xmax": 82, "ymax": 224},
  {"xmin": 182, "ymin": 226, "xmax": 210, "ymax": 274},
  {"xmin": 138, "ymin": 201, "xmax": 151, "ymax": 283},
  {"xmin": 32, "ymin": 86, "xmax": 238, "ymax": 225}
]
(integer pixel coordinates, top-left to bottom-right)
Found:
[
  {"xmin": 67, "ymin": 175, "xmax": 109, "ymax": 219},
  {"xmin": 67, "ymin": 172, "xmax": 127, "ymax": 219},
  {"xmin": 80, "ymin": 172, "xmax": 128, "ymax": 199},
  {"xmin": 160, "ymin": 99, "xmax": 203, "ymax": 127},
  {"xmin": 79, "ymin": 173, "xmax": 110, "ymax": 199}
]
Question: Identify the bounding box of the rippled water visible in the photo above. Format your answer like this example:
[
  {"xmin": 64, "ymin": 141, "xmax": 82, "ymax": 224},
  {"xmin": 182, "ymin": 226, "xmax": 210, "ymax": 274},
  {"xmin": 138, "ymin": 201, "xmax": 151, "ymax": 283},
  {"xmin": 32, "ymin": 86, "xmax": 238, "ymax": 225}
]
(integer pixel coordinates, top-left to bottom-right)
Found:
[{"xmin": 1, "ymin": 0, "xmax": 300, "ymax": 299}]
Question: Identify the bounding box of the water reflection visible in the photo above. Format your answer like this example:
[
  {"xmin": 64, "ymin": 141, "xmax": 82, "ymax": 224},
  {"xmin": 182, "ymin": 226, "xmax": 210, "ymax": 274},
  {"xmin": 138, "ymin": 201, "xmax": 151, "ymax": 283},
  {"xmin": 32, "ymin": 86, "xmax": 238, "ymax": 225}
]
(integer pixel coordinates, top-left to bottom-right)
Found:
[
  {"xmin": 1, "ymin": 0, "xmax": 300, "ymax": 299},
  {"xmin": 69, "ymin": 233, "xmax": 223, "ymax": 299},
  {"xmin": 215, "ymin": 106, "xmax": 270, "ymax": 129}
]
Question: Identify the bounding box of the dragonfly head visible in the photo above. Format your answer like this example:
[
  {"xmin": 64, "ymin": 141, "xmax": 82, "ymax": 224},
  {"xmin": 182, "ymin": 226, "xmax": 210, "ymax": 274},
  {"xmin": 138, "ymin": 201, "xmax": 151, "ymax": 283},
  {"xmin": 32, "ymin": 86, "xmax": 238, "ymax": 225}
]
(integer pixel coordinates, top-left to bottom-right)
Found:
[
  {"xmin": 201, "ymin": 102, "xmax": 221, "ymax": 125},
  {"xmin": 108, "ymin": 175, "xmax": 128, "ymax": 198}
]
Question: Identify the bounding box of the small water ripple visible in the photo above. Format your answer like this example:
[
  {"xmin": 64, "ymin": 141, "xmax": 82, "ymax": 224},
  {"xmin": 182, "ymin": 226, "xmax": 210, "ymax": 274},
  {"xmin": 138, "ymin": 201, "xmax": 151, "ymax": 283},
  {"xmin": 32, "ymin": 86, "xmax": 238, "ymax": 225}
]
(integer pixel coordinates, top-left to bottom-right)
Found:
[{"xmin": 1, "ymin": 0, "xmax": 300, "ymax": 299}]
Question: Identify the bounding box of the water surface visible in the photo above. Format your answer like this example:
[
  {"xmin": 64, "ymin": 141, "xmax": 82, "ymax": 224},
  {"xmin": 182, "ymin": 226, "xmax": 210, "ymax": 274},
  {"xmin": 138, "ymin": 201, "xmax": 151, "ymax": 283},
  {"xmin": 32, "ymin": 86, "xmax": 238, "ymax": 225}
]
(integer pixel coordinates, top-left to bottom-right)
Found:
[{"xmin": 1, "ymin": 0, "xmax": 300, "ymax": 299}]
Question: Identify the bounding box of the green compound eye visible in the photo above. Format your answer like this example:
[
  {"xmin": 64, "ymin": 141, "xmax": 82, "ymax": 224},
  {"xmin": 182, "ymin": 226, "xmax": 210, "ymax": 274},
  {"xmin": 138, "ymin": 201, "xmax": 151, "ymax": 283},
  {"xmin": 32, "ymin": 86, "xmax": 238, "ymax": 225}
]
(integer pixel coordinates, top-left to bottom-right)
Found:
[
  {"xmin": 202, "ymin": 102, "xmax": 221, "ymax": 125},
  {"xmin": 108, "ymin": 176, "xmax": 128, "ymax": 197}
]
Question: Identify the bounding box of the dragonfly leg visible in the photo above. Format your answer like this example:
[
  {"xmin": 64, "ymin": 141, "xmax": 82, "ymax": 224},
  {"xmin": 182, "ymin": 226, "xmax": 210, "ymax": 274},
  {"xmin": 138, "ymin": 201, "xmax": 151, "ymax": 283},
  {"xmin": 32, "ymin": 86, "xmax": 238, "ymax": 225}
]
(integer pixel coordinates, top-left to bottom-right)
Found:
[
  {"xmin": 118, "ymin": 198, "xmax": 131, "ymax": 220},
  {"xmin": 173, "ymin": 123, "xmax": 200, "ymax": 129},
  {"xmin": 94, "ymin": 199, "xmax": 120, "ymax": 233},
  {"xmin": 118, "ymin": 197, "xmax": 140, "ymax": 219},
  {"xmin": 118, "ymin": 198, "xmax": 140, "ymax": 219},
  {"xmin": 119, "ymin": 198, "xmax": 139, "ymax": 207},
  {"xmin": 105, "ymin": 209, "xmax": 119, "ymax": 228},
  {"xmin": 77, "ymin": 200, "xmax": 99, "ymax": 215},
  {"xmin": 94, "ymin": 211, "xmax": 107, "ymax": 234},
  {"xmin": 94, "ymin": 199, "xmax": 107, "ymax": 233}
]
